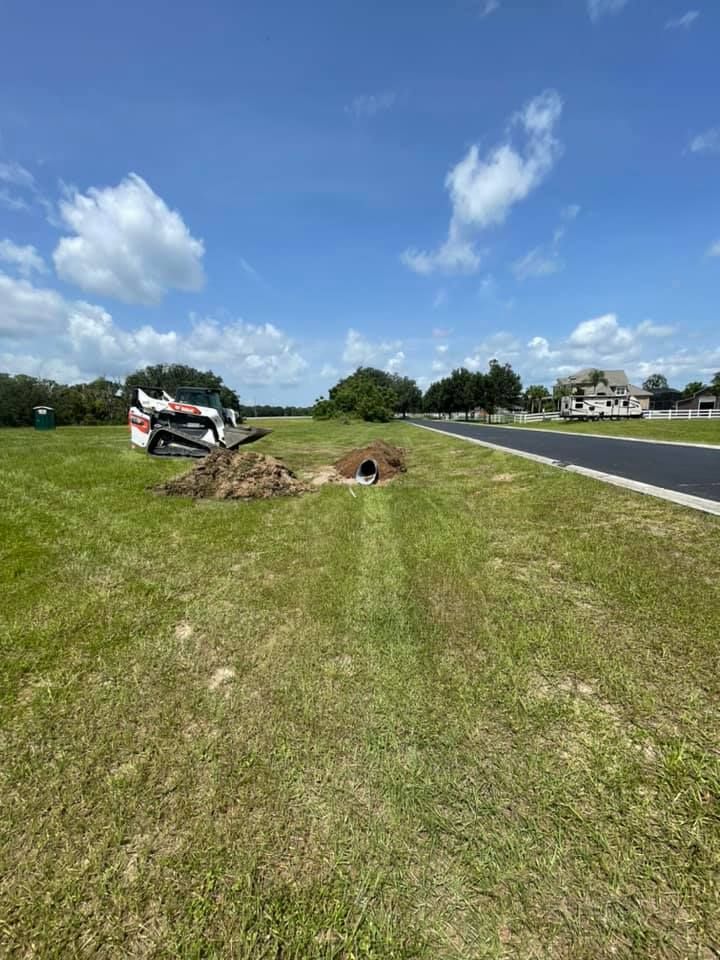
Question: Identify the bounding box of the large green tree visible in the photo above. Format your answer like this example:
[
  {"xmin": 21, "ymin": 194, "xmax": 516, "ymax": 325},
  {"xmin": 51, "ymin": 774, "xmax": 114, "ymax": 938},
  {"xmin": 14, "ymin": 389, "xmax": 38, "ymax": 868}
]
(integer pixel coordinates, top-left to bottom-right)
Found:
[
  {"xmin": 642, "ymin": 373, "xmax": 669, "ymax": 391},
  {"xmin": 124, "ymin": 364, "xmax": 240, "ymax": 410},
  {"xmin": 446, "ymin": 368, "xmax": 483, "ymax": 420},
  {"xmin": 319, "ymin": 367, "xmax": 422, "ymax": 421},
  {"xmin": 682, "ymin": 380, "xmax": 704, "ymax": 398},
  {"xmin": 317, "ymin": 368, "xmax": 391, "ymax": 421},
  {"xmin": 390, "ymin": 375, "xmax": 422, "ymax": 418},
  {"xmin": 484, "ymin": 360, "xmax": 522, "ymax": 414}
]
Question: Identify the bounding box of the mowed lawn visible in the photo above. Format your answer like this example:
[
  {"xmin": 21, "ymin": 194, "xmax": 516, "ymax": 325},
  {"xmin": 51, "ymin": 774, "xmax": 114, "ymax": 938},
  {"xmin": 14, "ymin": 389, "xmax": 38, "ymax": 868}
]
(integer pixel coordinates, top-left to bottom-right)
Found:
[
  {"xmin": 487, "ymin": 418, "xmax": 720, "ymax": 444},
  {"xmin": 1, "ymin": 421, "xmax": 719, "ymax": 959}
]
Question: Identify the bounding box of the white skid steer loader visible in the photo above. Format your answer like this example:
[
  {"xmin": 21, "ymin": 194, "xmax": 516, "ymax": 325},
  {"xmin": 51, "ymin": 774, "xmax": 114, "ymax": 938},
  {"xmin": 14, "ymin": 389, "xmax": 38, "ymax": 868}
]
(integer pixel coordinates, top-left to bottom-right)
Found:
[{"xmin": 129, "ymin": 386, "xmax": 271, "ymax": 458}]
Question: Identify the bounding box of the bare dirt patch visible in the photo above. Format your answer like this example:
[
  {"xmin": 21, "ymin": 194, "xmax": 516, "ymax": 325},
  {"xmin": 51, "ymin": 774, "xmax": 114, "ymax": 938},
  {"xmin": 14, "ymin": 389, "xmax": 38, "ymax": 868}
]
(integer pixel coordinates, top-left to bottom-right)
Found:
[
  {"xmin": 208, "ymin": 667, "xmax": 236, "ymax": 690},
  {"xmin": 491, "ymin": 472, "xmax": 518, "ymax": 483},
  {"xmin": 334, "ymin": 440, "xmax": 406, "ymax": 484},
  {"xmin": 174, "ymin": 621, "xmax": 194, "ymax": 641},
  {"xmin": 155, "ymin": 450, "xmax": 310, "ymax": 501}
]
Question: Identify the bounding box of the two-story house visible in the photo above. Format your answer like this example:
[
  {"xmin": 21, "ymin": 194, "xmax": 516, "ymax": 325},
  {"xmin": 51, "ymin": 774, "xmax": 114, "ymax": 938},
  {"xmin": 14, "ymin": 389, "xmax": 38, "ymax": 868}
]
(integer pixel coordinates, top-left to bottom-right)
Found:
[{"xmin": 555, "ymin": 369, "xmax": 653, "ymax": 410}]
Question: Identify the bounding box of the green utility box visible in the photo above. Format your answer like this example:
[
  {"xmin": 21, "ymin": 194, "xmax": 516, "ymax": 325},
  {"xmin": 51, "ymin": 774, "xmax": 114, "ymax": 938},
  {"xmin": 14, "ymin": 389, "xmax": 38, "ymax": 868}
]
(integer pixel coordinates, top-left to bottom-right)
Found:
[{"xmin": 33, "ymin": 405, "xmax": 56, "ymax": 431}]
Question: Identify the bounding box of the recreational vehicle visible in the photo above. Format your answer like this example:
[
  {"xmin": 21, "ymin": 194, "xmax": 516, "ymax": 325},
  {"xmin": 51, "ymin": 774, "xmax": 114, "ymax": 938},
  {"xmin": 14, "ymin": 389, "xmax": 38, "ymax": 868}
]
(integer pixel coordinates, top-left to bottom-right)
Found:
[{"xmin": 560, "ymin": 394, "xmax": 643, "ymax": 420}]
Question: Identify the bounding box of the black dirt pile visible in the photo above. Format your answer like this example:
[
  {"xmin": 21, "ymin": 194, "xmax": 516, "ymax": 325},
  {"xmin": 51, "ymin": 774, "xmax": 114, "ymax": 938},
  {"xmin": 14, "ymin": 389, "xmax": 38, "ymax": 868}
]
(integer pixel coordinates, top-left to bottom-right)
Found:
[
  {"xmin": 334, "ymin": 440, "xmax": 406, "ymax": 483},
  {"xmin": 155, "ymin": 450, "xmax": 309, "ymax": 500}
]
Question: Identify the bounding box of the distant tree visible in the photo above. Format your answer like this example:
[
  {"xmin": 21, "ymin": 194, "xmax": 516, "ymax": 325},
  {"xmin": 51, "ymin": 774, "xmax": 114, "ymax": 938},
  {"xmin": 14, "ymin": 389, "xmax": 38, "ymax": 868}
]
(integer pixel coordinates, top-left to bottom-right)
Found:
[
  {"xmin": 711, "ymin": 372, "xmax": 720, "ymax": 406},
  {"xmin": 682, "ymin": 380, "xmax": 704, "ymax": 399},
  {"xmin": 642, "ymin": 373, "xmax": 669, "ymax": 392},
  {"xmin": 587, "ymin": 368, "xmax": 608, "ymax": 392},
  {"xmin": 311, "ymin": 396, "xmax": 338, "ymax": 419},
  {"xmin": 447, "ymin": 368, "xmax": 478, "ymax": 420},
  {"xmin": 124, "ymin": 363, "xmax": 240, "ymax": 410},
  {"xmin": 484, "ymin": 359, "xmax": 522, "ymax": 414},
  {"xmin": 0, "ymin": 373, "xmax": 57, "ymax": 426},
  {"xmin": 423, "ymin": 378, "xmax": 454, "ymax": 418},
  {"xmin": 322, "ymin": 367, "xmax": 395, "ymax": 421},
  {"xmin": 525, "ymin": 384, "xmax": 550, "ymax": 413},
  {"xmin": 391, "ymin": 375, "xmax": 422, "ymax": 418}
]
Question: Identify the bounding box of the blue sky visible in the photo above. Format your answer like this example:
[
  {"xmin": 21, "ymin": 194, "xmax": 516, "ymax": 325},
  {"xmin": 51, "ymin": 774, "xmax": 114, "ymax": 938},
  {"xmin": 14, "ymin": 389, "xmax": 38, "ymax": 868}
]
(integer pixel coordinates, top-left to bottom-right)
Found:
[{"xmin": 1, "ymin": 0, "xmax": 719, "ymax": 403}]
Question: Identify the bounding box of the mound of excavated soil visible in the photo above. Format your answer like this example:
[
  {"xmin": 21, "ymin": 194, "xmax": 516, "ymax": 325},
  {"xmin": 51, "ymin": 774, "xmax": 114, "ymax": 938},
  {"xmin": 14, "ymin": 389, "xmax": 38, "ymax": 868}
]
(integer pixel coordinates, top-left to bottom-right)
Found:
[
  {"xmin": 155, "ymin": 449, "xmax": 309, "ymax": 500},
  {"xmin": 334, "ymin": 440, "xmax": 406, "ymax": 483}
]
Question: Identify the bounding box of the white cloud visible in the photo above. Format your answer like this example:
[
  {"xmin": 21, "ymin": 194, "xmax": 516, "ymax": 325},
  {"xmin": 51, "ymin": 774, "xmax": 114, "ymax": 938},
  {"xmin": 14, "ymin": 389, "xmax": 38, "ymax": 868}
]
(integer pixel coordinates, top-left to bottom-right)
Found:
[
  {"xmin": 53, "ymin": 173, "xmax": 205, "ymax": 305},
  {"xmin": 345, "ymin": 92, "xmax": 396, "ymax": 119},
  {"xmin": 432, "ymin": 288, "xmax": 448, "ymax": 309},
  {"xmin": 420, "ymin": 315, "xmax": 718, "ymax": 390},
  {"xmin": 708, "ymin": 240, "xmax": 720, "ymax": 257},
  {"xmin": 402, "ymin": 90, "xmax": 563, "ymax": 274},
  {"xmin": 478, "ymin": 0, "xmax": 500, "ymax": 18},
  {"xmin": 401, "ymin": 237, "xmax": 481, "ymax": 275},
  {"xmin": 568, "ymin": 312, "xmax": 634, "ymax": 349},
  {"xmin": 0, "ymin": 189, "xmax": 30, "ymax": 212},
  {"xmin": 464, "ymin": 331, "xmax": 522, "ymax": 370},
  {"xmin": 665, "ymin": 10, "xmax": 699, "ymax": 29},
  {"xmin": 0, "ymin": 271, "xmax": 68, "ymax": 335},
  {"xmin": 321, "ymin": 363, "xmax": 339, "ymax": 379},
  {"xmin": 342, "ymin": 328, "xmax": 402, "ymax": 367},
  {"xmin": 518, "ymin": 312, "xmax": 704, "ymax": 385},
  {"xmin": 587, "ymin": 0, "xmax": 629, "ymax": 22},
  {"xmin": 387, "ymin": 351, "xmax": 405, "ymax": 372},
  {"xmin": 512, "ymin": 203, "xmax": 579, "ymax": 281},
  {"xmin": 239, "ymin": 257, "xmax": 259, "ymax": 278},
  {"xmin": 636, "ymin": 319, "xmax": 676, "ymax": 337},
  {"xmin": 688, "ymin": 128, "xmax": 720, "ymax": 155},
  {"xmin": 0, "ymin": 271, "xmax": 306, "ymax": 387},
  {"xmin": 436, "ymin": 343, "xmax": 449, "ymax": 354},
  {"xmin": 0, "ymin": 239, "xmax": 46, "ymax": 277},
  {"xmin": 528, "ymin": 335, "xmax": 552, "ymax": 359},
  {"xmin": 512, "ymin": 246, "xmax": 563, "ymax": 280},
  {"xmin": 0, "ymin": 161, "xmax": 35, "ymax": 189},
  {"xmin": 0, "ymin": 163, "xmax": 35, "ymax": 214}
]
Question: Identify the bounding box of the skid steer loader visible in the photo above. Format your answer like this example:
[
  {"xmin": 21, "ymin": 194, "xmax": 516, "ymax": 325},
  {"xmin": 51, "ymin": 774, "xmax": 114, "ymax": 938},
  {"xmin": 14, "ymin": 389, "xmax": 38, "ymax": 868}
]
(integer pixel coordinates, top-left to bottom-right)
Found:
[{"xmin": 129, "ymin": 386, "xmax": 271, "ymax": 458}]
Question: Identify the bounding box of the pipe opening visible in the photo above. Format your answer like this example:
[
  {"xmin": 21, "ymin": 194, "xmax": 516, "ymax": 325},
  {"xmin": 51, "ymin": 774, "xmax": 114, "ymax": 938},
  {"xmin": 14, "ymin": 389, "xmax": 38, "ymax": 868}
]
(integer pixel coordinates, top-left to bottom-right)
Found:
[{"xmin": 355, "ymin": 458, "xmax": 379, "ymax": 485}]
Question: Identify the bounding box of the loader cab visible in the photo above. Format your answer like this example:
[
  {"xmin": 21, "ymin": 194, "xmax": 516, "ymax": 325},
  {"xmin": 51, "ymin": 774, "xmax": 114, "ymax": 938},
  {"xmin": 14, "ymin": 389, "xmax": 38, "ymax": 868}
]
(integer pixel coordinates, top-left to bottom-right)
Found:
[
  {"xmin": 174, "ymin": 387, "xmax": 224, "ymax": 418},
  {"xmin": 173, "ymin": 387, "xmax": 240, "ymax": 426}
]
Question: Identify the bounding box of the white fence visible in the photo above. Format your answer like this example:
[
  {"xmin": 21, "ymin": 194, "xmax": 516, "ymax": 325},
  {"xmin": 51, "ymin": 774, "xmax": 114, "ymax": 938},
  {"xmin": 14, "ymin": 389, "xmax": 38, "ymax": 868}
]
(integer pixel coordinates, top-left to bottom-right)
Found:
[
  {"xmin": 644, "ymin": 408, "xmax": 720, "ymax": 419},
  {"xmin": 447, "ymin": 408, "xmax": 719, "ymax": 424}
]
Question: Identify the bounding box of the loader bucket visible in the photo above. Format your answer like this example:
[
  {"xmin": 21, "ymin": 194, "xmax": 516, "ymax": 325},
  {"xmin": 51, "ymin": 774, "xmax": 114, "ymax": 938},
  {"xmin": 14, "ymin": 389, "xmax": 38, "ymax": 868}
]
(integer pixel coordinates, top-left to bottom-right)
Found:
[{"xmin": 223, "ymin": 426, "xmax": 272, "ymax": 449}]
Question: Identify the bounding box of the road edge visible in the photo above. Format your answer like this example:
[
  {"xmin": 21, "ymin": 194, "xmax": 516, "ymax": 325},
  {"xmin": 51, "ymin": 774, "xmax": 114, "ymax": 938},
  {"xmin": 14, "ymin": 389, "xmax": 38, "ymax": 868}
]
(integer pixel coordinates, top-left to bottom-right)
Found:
[
  {"xmin": 410, "ymin": 421, "xmax": 720, "ymax": 517},
  {"xmin": 446, "ymin": 421, "xmax": 720, "ymax": 450}
]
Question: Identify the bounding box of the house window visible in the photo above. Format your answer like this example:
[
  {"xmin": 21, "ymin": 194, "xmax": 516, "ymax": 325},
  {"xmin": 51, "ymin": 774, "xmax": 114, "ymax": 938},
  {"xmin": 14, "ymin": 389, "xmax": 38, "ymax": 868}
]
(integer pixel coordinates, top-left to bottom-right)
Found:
[
  {"xmin": 622, "ymin": 401, "xmax": 628, "ymax": 407},
  {"xmin": 699, "ymin": 400, "xmax": 714, "ymax": 410},
  {"xmin": 606, "ymin": 400, "xmax": 611, "ymax": 406},
  {"xmin": 574, "ymin": 401, "xmax": 583, "ymax": 409}
]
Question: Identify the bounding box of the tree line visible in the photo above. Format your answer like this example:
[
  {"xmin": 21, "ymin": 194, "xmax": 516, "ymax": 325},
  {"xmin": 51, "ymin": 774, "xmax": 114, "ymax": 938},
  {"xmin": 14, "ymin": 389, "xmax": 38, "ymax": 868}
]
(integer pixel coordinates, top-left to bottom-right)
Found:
[
  {"xmin": 314, "ymin": 360, "xmax": 523, "ymax": 421},
  {"xmin": 0, "ymin": 364, "xmax": 252, "ymax": 428}
]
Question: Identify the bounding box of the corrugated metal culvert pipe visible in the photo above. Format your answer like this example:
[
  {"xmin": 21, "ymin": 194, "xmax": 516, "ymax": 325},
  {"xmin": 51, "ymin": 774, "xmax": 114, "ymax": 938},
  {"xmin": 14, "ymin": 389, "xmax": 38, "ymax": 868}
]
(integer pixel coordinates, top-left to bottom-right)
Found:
[{"xmin": 355, "ymin": 458, "xmax": 379, "ymax": 485}]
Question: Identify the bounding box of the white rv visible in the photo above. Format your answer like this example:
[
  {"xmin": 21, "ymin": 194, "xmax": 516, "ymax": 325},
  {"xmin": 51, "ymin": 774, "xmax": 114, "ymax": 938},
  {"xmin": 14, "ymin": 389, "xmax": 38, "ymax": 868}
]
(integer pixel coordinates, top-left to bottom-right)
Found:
[{"xmin": 560, "ymin": 394, "xmax": 643, "ymax": 420}]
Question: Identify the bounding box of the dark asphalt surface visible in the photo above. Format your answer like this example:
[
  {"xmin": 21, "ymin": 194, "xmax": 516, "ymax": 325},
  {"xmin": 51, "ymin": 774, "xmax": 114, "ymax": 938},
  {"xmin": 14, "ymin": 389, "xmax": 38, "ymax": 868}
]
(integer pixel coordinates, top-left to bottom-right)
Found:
[{"xmin": 415, "ymin": 419, "xmax": 720, "ymax": 502}]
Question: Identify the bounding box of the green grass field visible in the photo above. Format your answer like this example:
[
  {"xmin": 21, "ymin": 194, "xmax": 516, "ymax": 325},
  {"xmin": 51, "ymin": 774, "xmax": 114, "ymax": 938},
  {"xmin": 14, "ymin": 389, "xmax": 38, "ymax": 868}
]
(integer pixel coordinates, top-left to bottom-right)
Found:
[
  {"xmin": 484, "ymin": 418, "xmax": 720, "ymax": 444},
  {"xmin": 2, "ymin": 421, "xmax": 719, "ymax": 958}
]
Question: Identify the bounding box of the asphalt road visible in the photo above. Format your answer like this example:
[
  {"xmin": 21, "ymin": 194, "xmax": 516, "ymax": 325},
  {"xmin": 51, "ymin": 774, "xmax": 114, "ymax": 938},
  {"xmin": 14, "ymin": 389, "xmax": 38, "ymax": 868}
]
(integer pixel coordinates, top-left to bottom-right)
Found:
[{"xmin": 415, "ymin": 420, "xmax": 720, "ymax": 503}]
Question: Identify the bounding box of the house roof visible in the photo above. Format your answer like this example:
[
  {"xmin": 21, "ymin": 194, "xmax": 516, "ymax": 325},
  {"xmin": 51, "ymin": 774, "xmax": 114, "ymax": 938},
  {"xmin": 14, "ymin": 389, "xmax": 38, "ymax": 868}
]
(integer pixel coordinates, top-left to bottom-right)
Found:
[
  {"xmin": 556, "ymin": 369, "xmax": 652, "ymax": 397},
  {"xmin": 557, "ymin": 369, "xmax": 629, "ymax": 387},
  {"xmin": 680, "ymin": 386, "xmax": 714, "ymax": 401}
]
